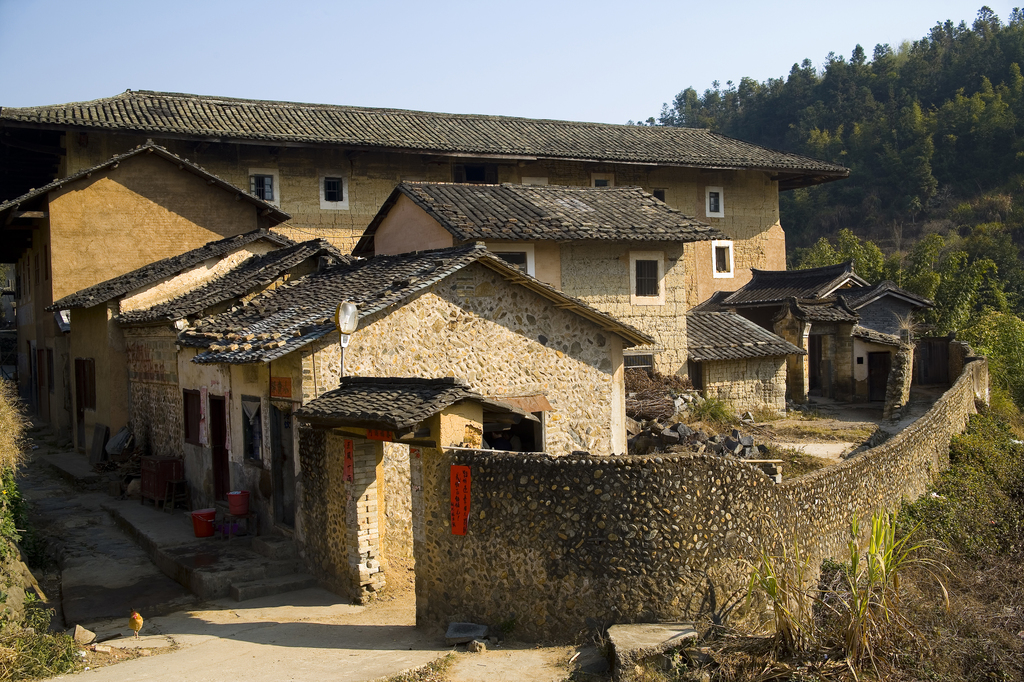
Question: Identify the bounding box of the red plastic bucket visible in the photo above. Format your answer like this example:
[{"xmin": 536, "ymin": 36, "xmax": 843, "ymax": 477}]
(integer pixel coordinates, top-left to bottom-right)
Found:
[
  {"xmin": 227, "ymin": 490, "xmax": 250, "ymax": 516},
  {"xmin": 191, "ymin": 509, "xmax": 216, "ymax": 538}
]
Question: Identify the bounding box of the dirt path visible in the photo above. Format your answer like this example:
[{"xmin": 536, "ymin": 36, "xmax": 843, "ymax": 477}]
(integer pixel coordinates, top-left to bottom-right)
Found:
[{"xmin": 446, "ymin": 645, "xmax": 573, "ymax": 682}]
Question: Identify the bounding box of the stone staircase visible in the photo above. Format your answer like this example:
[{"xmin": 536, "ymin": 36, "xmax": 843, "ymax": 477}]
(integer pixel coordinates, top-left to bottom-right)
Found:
[{"xmin": 229, "ymin": 536, "xmax": 317, "ymax": 601}]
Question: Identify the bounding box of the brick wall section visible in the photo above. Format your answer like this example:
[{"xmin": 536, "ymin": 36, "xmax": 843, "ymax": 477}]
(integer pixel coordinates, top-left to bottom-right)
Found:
[
  {"xmin": 124, "ymin": 328, "xmax": 183, "ymax": 457},
  {"xmin": 298, "ymin": 430, "xmax": 387, "ymax": 600},
  {"xmin": 414, "ymin": 356, "xmax": 987, "ymax": 641},
  {"xmin": 702, "ymin": 357, "xmax": 788, "ymax": 415}
]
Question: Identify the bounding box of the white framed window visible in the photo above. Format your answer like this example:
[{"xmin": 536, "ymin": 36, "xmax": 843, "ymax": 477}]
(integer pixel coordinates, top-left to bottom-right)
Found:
[
  {"xmin": 319, "ymin": 172, "xmax": 350, "ymax": 210},
  {"xmin": 249, "ymin": 168, "xmax": 280, "ymax": 207},
  {"xmin": 629, "ymin": 251, "xmax": 665, "ymax": 305},
  {"xmin": 521, "ymin": 177, "xmax": 548, "ymax": 186},
  {"xmin": 705, "ymin": 186, "xmax": 724, "ymax": 217},
  {"xmin": 487, "ymin": 243, "xmax": 535, "ymax": 276},
  {"xmin": 591, "ymin": 172, "xmax": 614, "ymax": 188},
  {"xmin": 712, "ymin": 239, "xmax": 734, "ymax": 278}
]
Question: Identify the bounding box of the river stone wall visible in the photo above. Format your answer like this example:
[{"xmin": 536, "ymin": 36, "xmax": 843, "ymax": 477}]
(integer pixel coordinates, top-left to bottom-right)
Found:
[{"xmin": 415, "ymin": 356, "xmax": 988, "ymax": 641}]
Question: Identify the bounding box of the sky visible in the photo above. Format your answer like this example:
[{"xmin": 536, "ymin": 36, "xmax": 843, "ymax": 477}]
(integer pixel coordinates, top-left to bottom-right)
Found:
[{"xmin": 0, "ymin": 1, "xmax": 1021, "ymax": 124}]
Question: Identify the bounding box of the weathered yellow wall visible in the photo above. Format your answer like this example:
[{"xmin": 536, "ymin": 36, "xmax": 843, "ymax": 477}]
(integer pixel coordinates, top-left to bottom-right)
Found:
[
  {"xmin": 48, "ymin": 153, "xmax": 262, "ymax": 301},
  {"xmin": 374, "ymin": 195, "xmax": 453, "ymax": 255},
  {"xmin": 558, "ymin": 241, "xmax": 688, "ymax": 375},
  {"xmin": 70, "ymin": 303, "xmax": 129, "ymax": 450},
  {"xmin": 65, "ymin": 134, "xmax": 787, "ymax": 262}
]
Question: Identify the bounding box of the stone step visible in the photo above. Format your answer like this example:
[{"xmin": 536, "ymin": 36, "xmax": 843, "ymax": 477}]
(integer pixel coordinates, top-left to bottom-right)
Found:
[
  {"xmin": 230, "ymin": 573, "xmax": 317, "ymax": 602},
  {"xmin": 252, "ymin": 536, "xmax": 298, "ymax": 560}
]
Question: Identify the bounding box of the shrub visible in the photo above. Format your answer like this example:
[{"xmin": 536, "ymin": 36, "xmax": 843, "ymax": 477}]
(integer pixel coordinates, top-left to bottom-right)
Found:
[{"xmin": 689, "ymin": 395, "xmax": 733, "ymax": 425}]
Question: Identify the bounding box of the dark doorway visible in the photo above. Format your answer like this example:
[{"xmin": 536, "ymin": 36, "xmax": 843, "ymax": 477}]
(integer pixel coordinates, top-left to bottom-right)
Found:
[
  {"xmin": 915, "ymin": 339, "xmax": 949, "ymax": 385},
  {"xmin": 808, "ymin": 335, "xmax": 823, "ymax": 392},
  {"xmin": 209, "ymin": 395, "xmax": 229, "ymax": 501},
  {"xmin": 35, "ymin": 349, "xmax": 49, "ymax": 422},
  {"xmin": 868, "ymin": 352, "xmax": 892, "ymax": 401},
  {"xmin": 270, "ymin": 404, "xmax": 295, "ymax": 527}
]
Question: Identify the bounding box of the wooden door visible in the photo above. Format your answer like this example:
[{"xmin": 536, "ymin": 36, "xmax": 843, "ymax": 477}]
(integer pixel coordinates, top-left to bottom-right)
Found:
[
  {"xmin": 868, "ymin": 352, "xmax": 891, "ymax": 401},
  {"xmin": 209, "ymin": 396, "xmax": 229, "ymax": 501},
  {"xmin": 808, "ymin": 335, "xmax": 823, "ymax": 392},
  {"xmin": 270, "ymin": 405, "xmax": 295, "ymax": 527},
  {"xmin": 74, "ymin": 358, "xmax": 87, "ymax": 451}
]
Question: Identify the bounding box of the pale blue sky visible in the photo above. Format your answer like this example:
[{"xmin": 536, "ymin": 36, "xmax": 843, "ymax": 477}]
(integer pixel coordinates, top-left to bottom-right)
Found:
[{"xmin": 0, "ymin": 1, "xmax": 1019, "ymax": 124}]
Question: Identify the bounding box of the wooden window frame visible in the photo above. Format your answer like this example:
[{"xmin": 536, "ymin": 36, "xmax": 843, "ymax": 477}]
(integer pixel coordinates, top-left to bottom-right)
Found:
[{"xmin": 183, "ymin": 389, "xmax": 202, "ymax": 445}]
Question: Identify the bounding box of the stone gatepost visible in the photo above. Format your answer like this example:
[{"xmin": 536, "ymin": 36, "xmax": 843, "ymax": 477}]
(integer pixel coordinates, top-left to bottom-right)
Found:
[
  {"xmin": 774, "ymin": 312, "xmax": 809, "ymax": 403},
  {"xmin": 412, "ymin": 401, "xmax": 483, "ymax": 630}
]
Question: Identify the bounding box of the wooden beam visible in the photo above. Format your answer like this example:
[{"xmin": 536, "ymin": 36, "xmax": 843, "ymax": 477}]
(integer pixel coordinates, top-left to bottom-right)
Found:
[{"xmin": 13, "ymin": 211, "xmax": 45, "ymax": 219}]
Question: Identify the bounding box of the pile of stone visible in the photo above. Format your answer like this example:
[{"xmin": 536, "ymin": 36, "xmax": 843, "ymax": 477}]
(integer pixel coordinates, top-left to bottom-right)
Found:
[{"xmin": 627, "ymin": 422, "xmax": 783, "ymax": 482}]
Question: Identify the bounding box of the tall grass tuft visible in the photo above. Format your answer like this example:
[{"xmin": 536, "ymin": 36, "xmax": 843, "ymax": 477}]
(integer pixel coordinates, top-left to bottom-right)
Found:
[
  {"xmin": 746, "ymin": 537, "xmax": 816, "ymax": 656},
  {"xmin": 689, "ymin": 395, "xmax": 733, "ymax": 426}
]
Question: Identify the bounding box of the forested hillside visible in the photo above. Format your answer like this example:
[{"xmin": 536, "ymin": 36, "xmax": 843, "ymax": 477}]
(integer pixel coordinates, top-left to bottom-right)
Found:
[
  {"xmin": 650, "ymin": 6, "xmax": 1024, "ymax": 249},
  {"xmin": 648, "ymin": 7, "xmax": 1024, "ymax": 407}
]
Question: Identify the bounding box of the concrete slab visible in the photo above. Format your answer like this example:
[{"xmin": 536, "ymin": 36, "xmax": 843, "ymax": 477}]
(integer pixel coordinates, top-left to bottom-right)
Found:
[
  {"xmin": 606, "ymin": 622, "xmax": 697, "ymax": 670},
  {"xmin": 447, "ymin": 646, "xmax": 571, "ymax": 682},
  {"xmin": 41, "ymin": 451, "xmax": 103, "ymax": 487},
  {"xmin": 445, "ymin": 621, "xmax": 489, "ymax": 645}
]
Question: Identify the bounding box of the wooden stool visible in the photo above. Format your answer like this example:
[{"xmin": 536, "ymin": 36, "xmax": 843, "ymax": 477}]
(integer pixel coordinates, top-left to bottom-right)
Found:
[{"xmin": 162, "ymin": 479, "xmax": 191, "ymax": 513}]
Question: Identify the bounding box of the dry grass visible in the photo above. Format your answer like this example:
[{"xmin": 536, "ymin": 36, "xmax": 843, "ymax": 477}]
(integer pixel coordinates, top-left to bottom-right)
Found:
[
  {"xmin": 0, "ymin": 381, "xmax": 27, "ymax": 471},
  {"xmin": 765, "ymin": 447, "xmax": 832, "ymax": 478}
]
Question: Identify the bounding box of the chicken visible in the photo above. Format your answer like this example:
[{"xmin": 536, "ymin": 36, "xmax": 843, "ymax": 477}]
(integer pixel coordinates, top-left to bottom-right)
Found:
[{"xmin": 129, "ymin": 609, "xmax": 143, "ymax": 639}]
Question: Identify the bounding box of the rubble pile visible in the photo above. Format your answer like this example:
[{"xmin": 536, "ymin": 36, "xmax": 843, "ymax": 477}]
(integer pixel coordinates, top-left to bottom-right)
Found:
[{"xmin": 627, "ymin": 421, "xmax": 783, "ymax": 482}]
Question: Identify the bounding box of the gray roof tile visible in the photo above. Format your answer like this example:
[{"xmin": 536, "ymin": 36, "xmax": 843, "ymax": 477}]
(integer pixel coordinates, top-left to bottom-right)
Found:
[
  {"xmin": 687, "ymin": 311, "xmax": 805, "ymax": 362},
  {"xmin": 295, "ymin": 376, "xmax": 529, "ymax": 432},
  {"xmin": 183, "ymin": 243, "xmax": 653, "ymax": 364},
  {"xmin": 118, "ymin": 239, "xmax": 347, "ymax": 324},
  {"xmin": 354, "ymin": 183, "xmax": 723, "ymax": 255},
  {"xmin": 721, "ymin": 262, "xmax": 870, "ymax": 307},
  {"xmin": 851, "ymin": 325, "xmax": 903, "ymax": 347},
  {"xmin": 2, "ymin": 90, "xmax": 849, "ymax": 187},
  {"xmin": 840, "ymin": 280, "xmax": 934, "ymax": 309}
]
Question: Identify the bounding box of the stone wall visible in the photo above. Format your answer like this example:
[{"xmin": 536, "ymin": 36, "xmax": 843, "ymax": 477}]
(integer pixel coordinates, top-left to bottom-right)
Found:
[
  {"xmin": 414, "ymin": 355, "xmax": 988, "ymax": 641},
  {"xmin": 125, "ymin": 328, "xmax": 181, "ymax": 457},
  {"xmin": 298, "ymin": 429, "xmax": 386, "ymax": 600},
  {"xmin": 559, "ymin": 242, "xmax": 688, "ymax": 376},
  {"xmin": 300, "ymin": 262, "xmax": 625, "ymax": 456},
  {"xmin": 701, "ymin": 356, "xmax": 787, "ymax": 415},
  {"xmin": 883, "ymin": 344, "xmax": 915, "ymax": 420},
  {"xmin": 383, "ymin": 442, "xmax": 414, "ymax": 562}
]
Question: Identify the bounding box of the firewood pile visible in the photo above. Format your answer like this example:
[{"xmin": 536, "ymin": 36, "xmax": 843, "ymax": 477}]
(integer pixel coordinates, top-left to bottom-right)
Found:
[{"xmin": 624, "ymin": 369, "xmax": 693, "ymax": 421}]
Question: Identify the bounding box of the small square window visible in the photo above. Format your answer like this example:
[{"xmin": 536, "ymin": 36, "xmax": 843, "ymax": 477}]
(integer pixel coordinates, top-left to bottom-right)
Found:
[
  {"xmin": 630, "ymin": 251, "xmax": 665, "ymax": 305},
  {"xmin": 324, "ymin": 177, "xmax": 343, "ymax": 202},
  {"xmin": 454, "ymin": 163, "xmax": 497, "ymax": 184},
  {"xmin": 496, "ymin": 252, "xmax": 528, "ymax": 272},
  {"xmin": 241, "ymin": 396, "xmax": 263, "ymax": 461},
  {"xmin": 706, "ymin": 186, "xmax": 724, "ymax": 217},
  {"xmin": 857, "ymin": 356, "xmax": 865, "ymax": 365},
  {"xmin": 487, "ymin": 243, "xmax": 535, "ymax": 276},
  {"xmin": 591, "ymin": 172, "xmax": 614, "ymax": 188},
  {"xmin": 251, "ymin": 174, "xmax": 274, "ymax": 201},
  {"xmin": 635, "ymin": 260, "xmax": 659, "ymax": 297},
  {"xmin": 653, "ymin": 189, "xmax": 666, "ymax": 202},
  {"xmin": 712, "ymin": 240, "xmax": 734, "ymax": 279}
]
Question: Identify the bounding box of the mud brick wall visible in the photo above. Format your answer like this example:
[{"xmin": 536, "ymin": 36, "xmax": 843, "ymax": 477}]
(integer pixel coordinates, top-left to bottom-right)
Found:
[
  {"xmin": 125, "ymin": 330, "xmax": 183, "ymax": 457},
  {"xmin": 416, "ymin": 357, "xmax": 987, "ymax": 642},
  {"xmin": 701, "ymin": 356, "xmax": 787, "ymax": 414}
]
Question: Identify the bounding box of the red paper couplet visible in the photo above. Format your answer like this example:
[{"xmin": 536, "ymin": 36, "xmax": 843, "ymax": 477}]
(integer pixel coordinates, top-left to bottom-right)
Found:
[
  {"xmin": 366, "ymin": 429, "xmax": 393, "ymax": 442},
  {"xmin": 450, "ymin": 465, "xmax": 471, "ymax": 535},
  {"xmin": 343, "ymin": 439, "xmax": 354, "ymax": 483}
]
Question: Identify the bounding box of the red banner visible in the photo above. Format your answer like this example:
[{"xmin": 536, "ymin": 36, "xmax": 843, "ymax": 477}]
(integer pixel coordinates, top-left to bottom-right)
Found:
[
  {"xmin": 366, "ymin": 429, "xmax": 393, "ymax": 442},
  {"xmin": 343, "ymin": 439, "xmax": 354, "ymax": 483},
  {"xmin": 269, "ymin": 376, "xmax": 292, "ymax": 398},
  {"xmin": 450, "ymin": 465, "xmax": 471, "ymax": 536}
]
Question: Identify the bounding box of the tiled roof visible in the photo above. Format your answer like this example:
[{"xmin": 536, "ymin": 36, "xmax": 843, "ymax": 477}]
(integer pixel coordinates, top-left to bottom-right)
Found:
[
  {"xmin": 687, "ymin": 311, "xmax": 805, "ymax": 362},
  {"xmin": 786, "ymin": 298, "xmax": 860, "ymax": 323},
  {"xmin": 840, "ymin": 280, "xmax": 934, "ymax": 309},
  {"xmin": 0, "ymin": 141, "xmax": 290, "ymax": 223},
  {"xmin": 1, "ymin": 90, "xmax": 850, "ymax": 188},
  {"xmin": 353, "ymin": 183, "xmax": 722, "ymax": 256},
  {"xmin": 48, "ymin": 230, "xmax": 294, "ymax": 311},
  {"xmin": 689, "ymin": 290, "xmax": 733, "ymax": 312},
  {"xmin": 118, "ymin": 239, "xmax": 347, "ymax": 324},
  {"xmin": 721, "ymin": 262, "xmax": 869, "ymax": 307},
  {"xmin": 182, "ymin": 243, "xmax": 653, "ymax": 364},
  {"xmin": 294, "ymin": 377, "xmax": 531, "ymax": 433},
  {"xmin": 851, "ymin": 325, "xmax": 903, "ymax": 347}
]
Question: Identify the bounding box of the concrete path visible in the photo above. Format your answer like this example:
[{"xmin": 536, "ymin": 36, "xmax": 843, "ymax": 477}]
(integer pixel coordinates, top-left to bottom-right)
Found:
[{"xmin": 54, "ymin": 588, "xmax": 449, "ymax": 682}]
